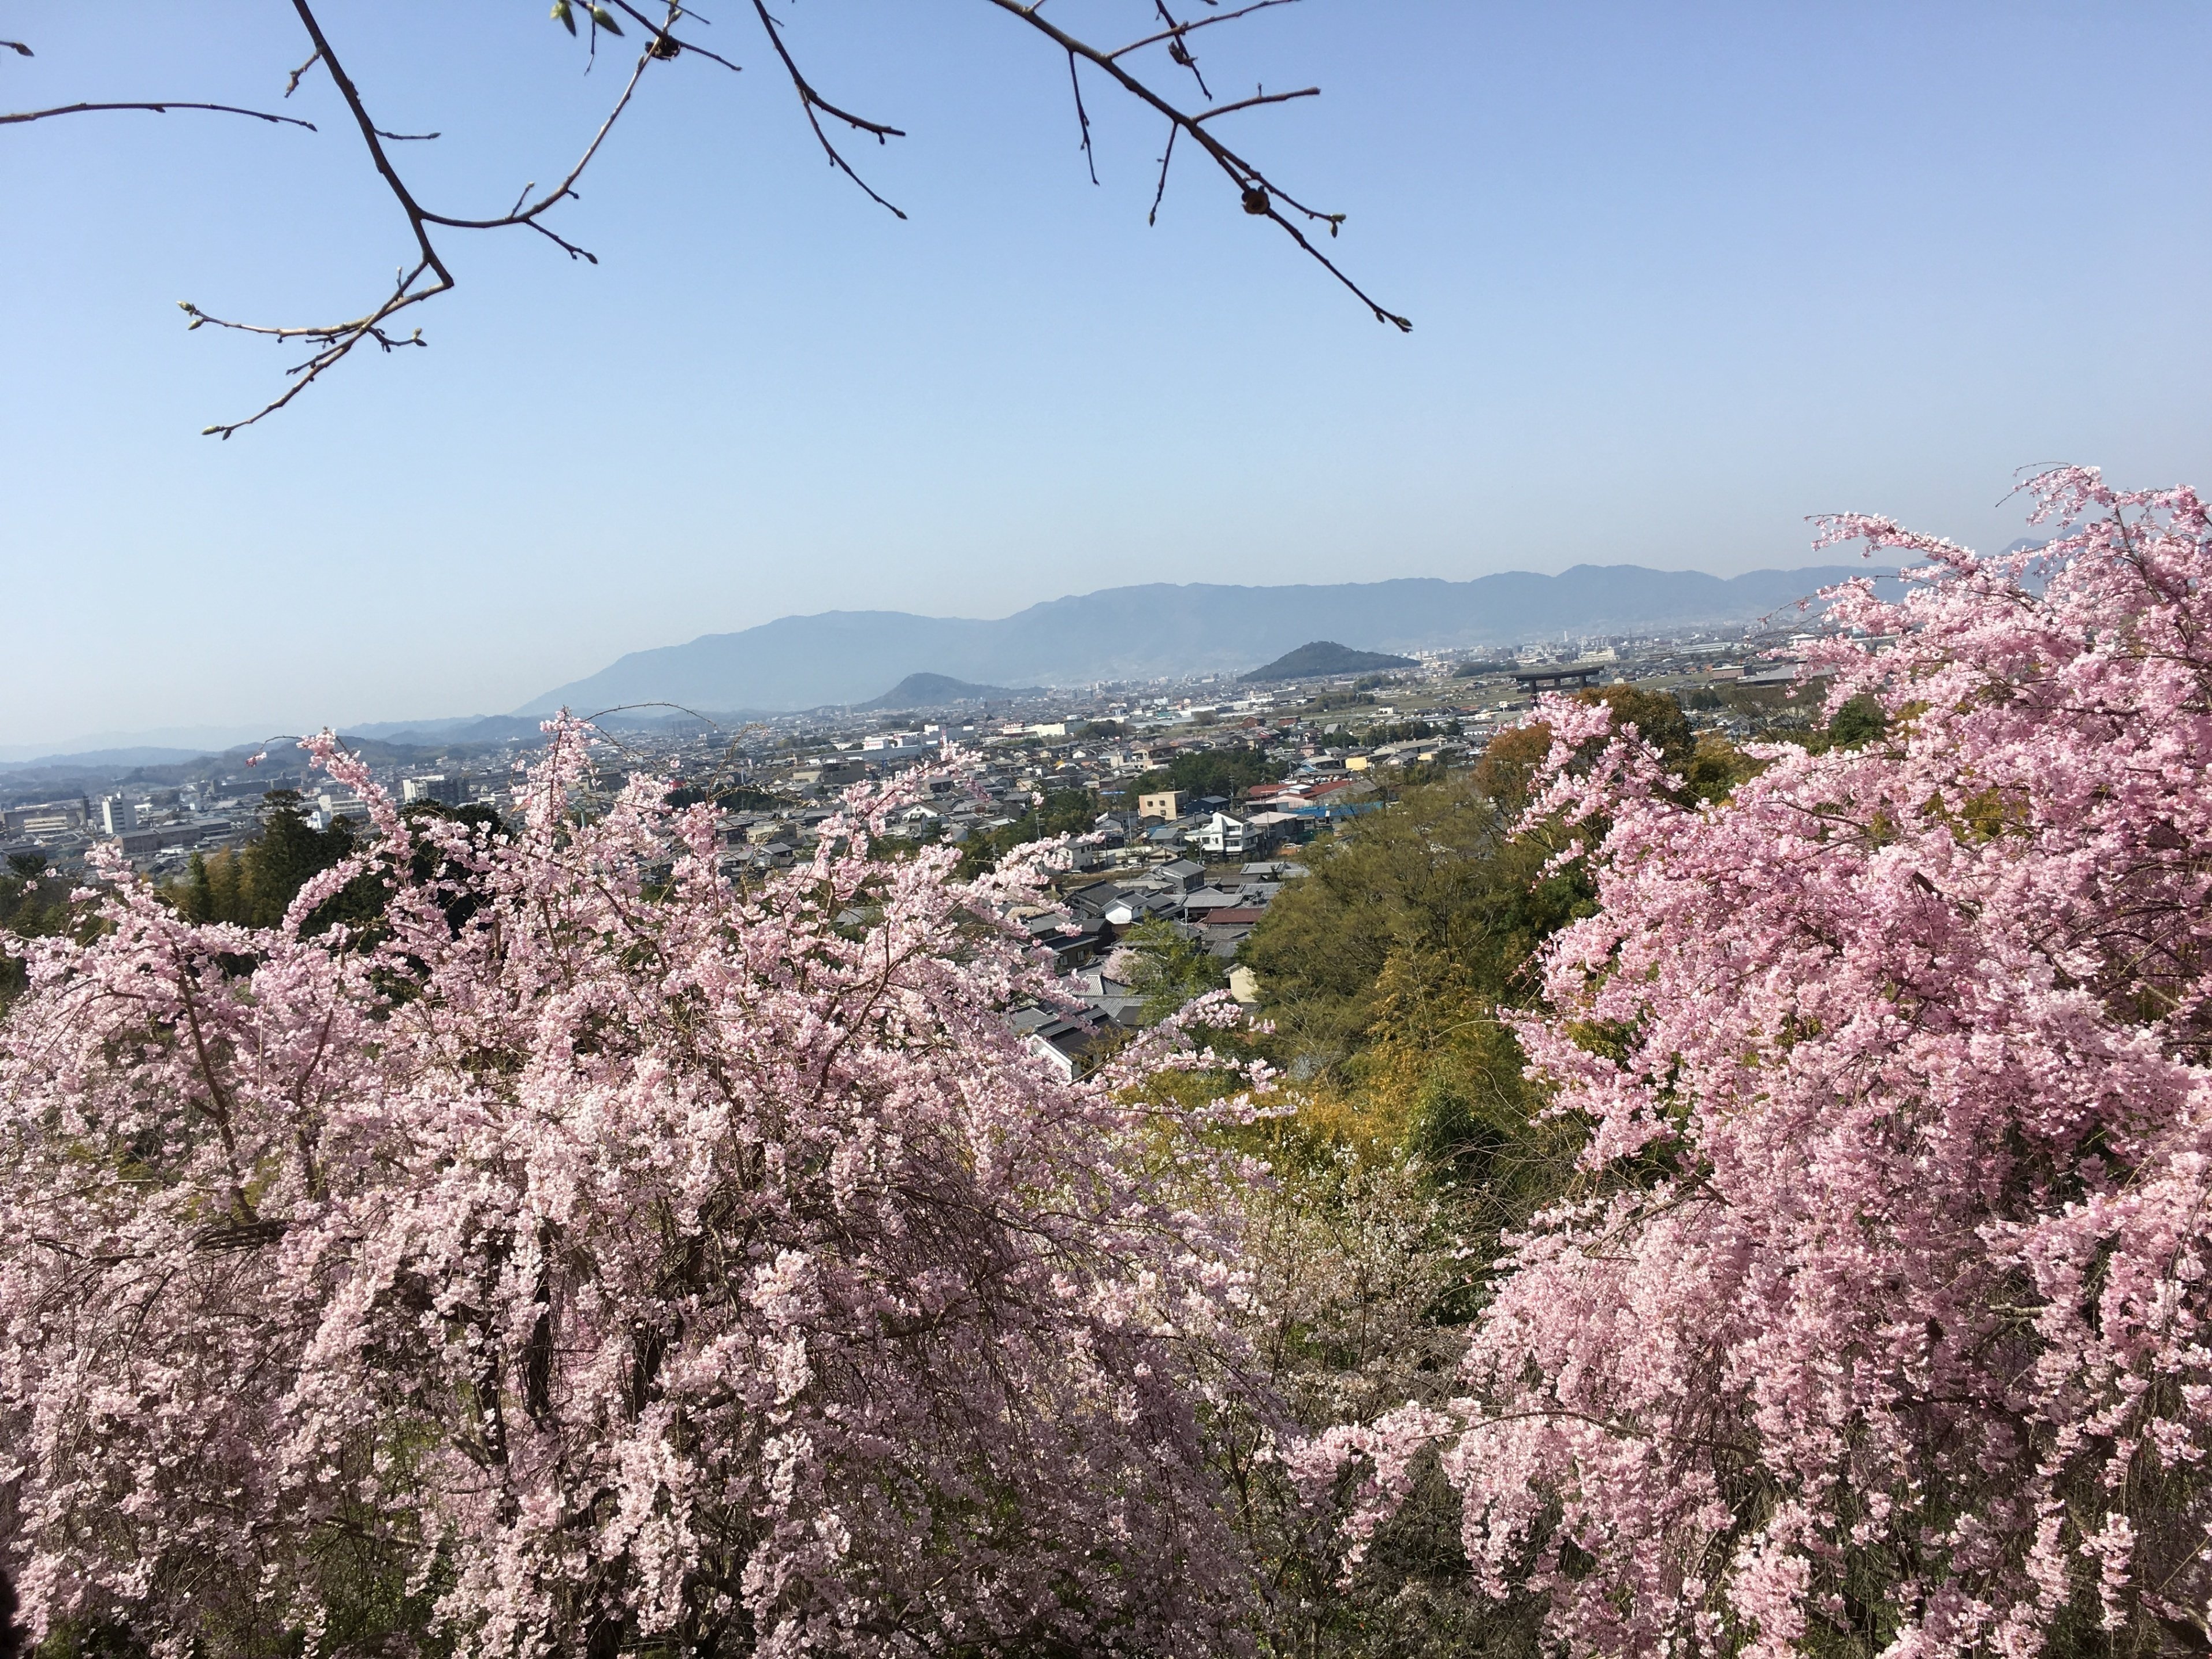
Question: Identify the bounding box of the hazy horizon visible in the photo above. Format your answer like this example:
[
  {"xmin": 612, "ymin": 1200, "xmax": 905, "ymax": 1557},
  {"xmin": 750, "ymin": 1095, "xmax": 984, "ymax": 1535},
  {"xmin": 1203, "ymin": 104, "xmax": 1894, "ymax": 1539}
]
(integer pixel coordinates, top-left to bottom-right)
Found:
[
  {"xmin": 7, "ymin": 1, "xmax": 2210, "ymax": 746},
  {"xmin": 0, "ymin": 555, "xmax": 1877, "ymax": 760}
]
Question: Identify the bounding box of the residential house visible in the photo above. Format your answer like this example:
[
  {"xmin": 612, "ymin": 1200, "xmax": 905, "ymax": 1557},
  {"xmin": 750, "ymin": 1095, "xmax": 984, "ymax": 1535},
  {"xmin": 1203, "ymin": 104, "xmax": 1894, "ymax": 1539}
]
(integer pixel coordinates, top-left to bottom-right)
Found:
[
  {"xmin": 1178, "ymin": 886, "xmax": 1250, "ymax": 923},
  {"xmin": 1137, "ymin": 789, "xmax": 1182, "ymax": 821},
  {"xmin": 1012, "ymin": 1006, "xmax": 1097, "ymax": 1080},
  {"xmin": 1193, "ymin": 907, "xmax": 1267, "ymax": 954},
  {"xmin": 1192, "ymin": 810, "xmax": 1274, "ymax": 858},
  {"xmin": 1065, "ymin": 966, "xmax": 1145, "ymax": 1027}
]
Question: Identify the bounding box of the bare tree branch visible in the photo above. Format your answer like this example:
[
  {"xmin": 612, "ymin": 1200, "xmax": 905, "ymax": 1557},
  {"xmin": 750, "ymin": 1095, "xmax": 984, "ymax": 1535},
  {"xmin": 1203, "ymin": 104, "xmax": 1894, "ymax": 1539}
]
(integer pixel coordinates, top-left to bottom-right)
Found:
[
  {"xmin": 982, "ymin": 0, "xmax": 1410, "ymax": 332},
  {"xmin": 1158, "ymin": 5, "xmax": 1208, "ymax": 87},
  {"xmin": 1149, "ymin": 1, "xmax": 1211, "ymax": 99},
  {"xmin": 1104, "ymin": 1, "xmax": 1298, "ymax": 65},
  {"xmin": 747, "ymin": 0, "xmax": 908, "ymax": 219},
  {"xmin": 0, "ymin": 101, "xmax": 315, "ymax": 131},
  {"xmin": 8, "ymin": 0, "xmax": 1406, "ymax": 435},
  {"xmin": 599, "ymin": 0, "xmax": 743, "ymax": 75},
  {"xmin": 183, "ymin": 0, "xmax": 696, "ymax": 436},
  {"xmin": 415, "ymin": 36, "xmax": 659, "ymax": 232},
  {"xmin": 173, "ymin": 1, "xmax": 459, "ymax": 438},
  {"xmin": 522, "ymin": 219, "xmax": 599, "ymax": 263}
]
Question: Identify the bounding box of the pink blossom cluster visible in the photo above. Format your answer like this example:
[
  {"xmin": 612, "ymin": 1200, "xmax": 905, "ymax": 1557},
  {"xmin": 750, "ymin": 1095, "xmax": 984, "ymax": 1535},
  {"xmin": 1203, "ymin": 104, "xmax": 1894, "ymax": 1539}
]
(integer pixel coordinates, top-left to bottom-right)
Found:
[
  {"xmin": 1295, "ymin": 470, "xmax": 2212, "ymax": 1657},
  {"xmin": 0, "ymin": 724, "xmax": 1276, "ymax": 1655}
]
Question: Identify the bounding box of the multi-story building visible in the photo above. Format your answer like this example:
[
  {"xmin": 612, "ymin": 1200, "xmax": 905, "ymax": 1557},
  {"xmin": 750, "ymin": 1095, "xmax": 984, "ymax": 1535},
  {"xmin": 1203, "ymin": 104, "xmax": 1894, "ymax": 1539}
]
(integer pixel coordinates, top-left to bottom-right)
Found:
[
  {"xmin": 402, "ymin": 775, "xmax": 467, "ymax": 806},
  {"xmin": 1193, "ymin": 812, "xmax": 1267, "ymax": 858},
  {"xmin": 5, "ymin": 799, "xmax": 88, "ymax": 839},
  {"xmin": 1136, "ymin": 790, "xmax": 1181, "ymax": 822}
]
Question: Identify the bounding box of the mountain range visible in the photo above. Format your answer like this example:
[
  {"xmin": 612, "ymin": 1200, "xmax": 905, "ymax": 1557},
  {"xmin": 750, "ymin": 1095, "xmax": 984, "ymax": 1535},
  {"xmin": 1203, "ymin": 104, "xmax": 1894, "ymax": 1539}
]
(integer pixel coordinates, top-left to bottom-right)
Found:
[
  {"xmin": 522, "ymin": 564, "xmax": 1893, "ymax": 716},
  {"xmin": 3, "ymin": 565, "xmax": 1896, "ymax": 775}
]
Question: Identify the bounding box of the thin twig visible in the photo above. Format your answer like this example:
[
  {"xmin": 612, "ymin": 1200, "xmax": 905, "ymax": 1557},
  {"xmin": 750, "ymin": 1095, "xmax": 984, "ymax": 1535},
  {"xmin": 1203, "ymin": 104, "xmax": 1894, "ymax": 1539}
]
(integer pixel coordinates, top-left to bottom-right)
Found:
[
  {"xmin": 524, "ymin": 219, "xmax": 599, "ymax": 262},
  {"xmin": 1067, "ymin": 50, "xmax": 1097, "ymax": 185},
  {"xmin": 418, "ymin": 43, "xmax": 658, "ymax": 230},
  {"xmin": 1104, "ymin": 1, "xmax": 1298, "ymax": 64},
  {"xmin": 1150, "ymin": 1, "xmax": 1210, "ymax": 99},
  {"xmin": 284, "ymin": 48, "xmax": 322, "ymax": 96},
  {"xmin": 600, "ymin": 0, "xmax": 746, "ymax": 74},
  {"xmin": 1, "ymin": 100, "xmax": 315, "ymax": 130},
  {"xmin": 1190, "ymin": 85, "xmax": 1318, "ymax": 124}
]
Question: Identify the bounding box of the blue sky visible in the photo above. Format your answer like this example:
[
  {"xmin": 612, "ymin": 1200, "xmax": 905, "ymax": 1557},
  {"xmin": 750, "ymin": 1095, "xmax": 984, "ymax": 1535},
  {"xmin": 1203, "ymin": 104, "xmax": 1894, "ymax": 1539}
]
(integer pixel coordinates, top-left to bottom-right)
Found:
[{"xmin": 5, "ymin": 1, "xmax": 2210, "ymax": 752}]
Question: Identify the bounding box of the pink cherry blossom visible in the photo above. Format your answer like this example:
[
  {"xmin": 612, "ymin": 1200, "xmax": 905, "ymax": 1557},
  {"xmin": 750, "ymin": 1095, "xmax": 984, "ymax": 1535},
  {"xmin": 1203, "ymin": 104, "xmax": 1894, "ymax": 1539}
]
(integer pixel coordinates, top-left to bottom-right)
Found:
[
  {"xmin": 1297, "ymin": 469, "xmax": 2212, "ymax": 1658},
  {"xmin": 0, "ymin": 721, "xmax": 1279, "ymax": 1656}
]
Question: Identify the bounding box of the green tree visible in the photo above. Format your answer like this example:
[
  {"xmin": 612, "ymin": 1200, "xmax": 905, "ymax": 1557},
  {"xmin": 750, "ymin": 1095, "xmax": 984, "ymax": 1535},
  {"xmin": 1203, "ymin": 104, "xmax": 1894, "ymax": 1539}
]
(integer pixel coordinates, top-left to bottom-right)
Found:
[
  {"xmin": 166, "ymin": 790, "xmax": 382, "ymax": 935},
  {"xmin": 1471, "ymin": 685, "xmax": 1752, "ymax": 806},
  {"xmin": 1684, "ymin": 680, "xmax": 1885, "ymax": 766},
  {"xmin": 1358, "ymin": 719, "xmax": 1439, "ymax": 746},
  {"xmin": 1118, "ymin": 746, "xmax": 1287, "ymax": 807},
  {"xmin": 1587, "ymin": 684, "xmax": 1694, "ymax": 771},
  {"xmin": 955, "ymin": 789, "xmax": 1099, "ymax": 877},
  {"xmin": 1114, "ymin": 916, "xmax": 1228, "ymax": 1025},
  {"xmin": 1825, "ymin": 690, "xmax": 1888, "ymax": 748},
  {"xmin": 1244, "ymin": 778, "xmax": 1589, "ymax": 1070},
  {"xmin": 0, "ymin": 853, "xmax": 77, "ymax": 1014}
]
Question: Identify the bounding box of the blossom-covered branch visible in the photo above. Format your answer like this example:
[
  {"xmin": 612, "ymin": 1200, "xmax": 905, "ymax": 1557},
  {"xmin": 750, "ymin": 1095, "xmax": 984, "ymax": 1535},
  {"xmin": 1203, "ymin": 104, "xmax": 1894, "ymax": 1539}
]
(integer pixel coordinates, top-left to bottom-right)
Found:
[
  {"xmin": 0, "ymin": 719, "xmax": 1282, "ymax": 1651},
  {"xmin": 1297, "ymin": 468, "xmax": 2212, "ymax": 1658}
]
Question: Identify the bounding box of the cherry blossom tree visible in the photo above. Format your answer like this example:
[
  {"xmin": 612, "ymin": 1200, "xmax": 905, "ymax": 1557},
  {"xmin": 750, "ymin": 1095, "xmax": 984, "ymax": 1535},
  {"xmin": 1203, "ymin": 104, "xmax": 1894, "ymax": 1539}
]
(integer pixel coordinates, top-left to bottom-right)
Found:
[
  {"xmin": 1297, "ymin": 468, "xmax": 2212, "ymax": 1658},
  {"xmin": 0, "ymin": 724, "xmax": 1280, "ymax": 1656}
]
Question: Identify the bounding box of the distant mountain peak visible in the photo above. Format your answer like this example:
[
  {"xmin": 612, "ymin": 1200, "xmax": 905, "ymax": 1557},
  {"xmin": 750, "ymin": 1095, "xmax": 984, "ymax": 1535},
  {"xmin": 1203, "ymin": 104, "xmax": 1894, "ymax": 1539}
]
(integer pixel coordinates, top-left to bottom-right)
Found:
[
  {"xmin": 1240, "ymin": 641, "xmax": 1417, "ymax": 683},
  {"xmin": 861, "ymin": 672, "xmax": 1034, "ymax": 712}
]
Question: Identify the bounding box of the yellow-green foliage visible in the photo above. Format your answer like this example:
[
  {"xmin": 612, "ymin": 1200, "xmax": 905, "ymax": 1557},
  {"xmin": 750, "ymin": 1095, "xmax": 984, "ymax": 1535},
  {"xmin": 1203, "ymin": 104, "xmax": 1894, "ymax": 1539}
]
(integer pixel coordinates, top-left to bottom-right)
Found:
[{"xmin": 1243, "ymin": 776, "xmax": 1591, "ymax": 1072}]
